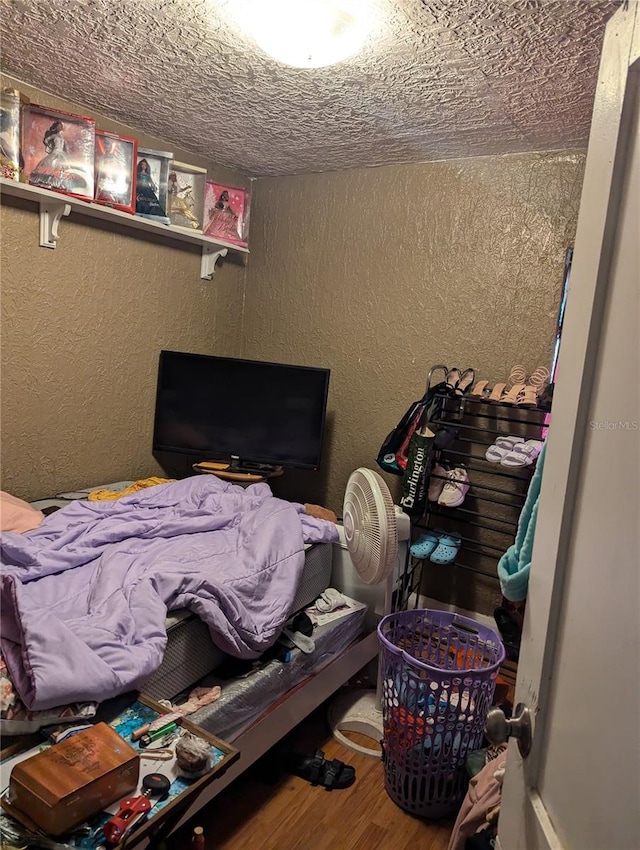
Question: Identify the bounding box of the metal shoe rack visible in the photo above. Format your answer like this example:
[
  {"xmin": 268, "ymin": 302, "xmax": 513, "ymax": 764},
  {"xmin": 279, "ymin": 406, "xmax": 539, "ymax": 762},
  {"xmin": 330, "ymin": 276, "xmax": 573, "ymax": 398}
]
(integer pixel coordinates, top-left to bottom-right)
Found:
[{"xmin": 395, "ymin": 375, "xmax": 549, "ymax": 613}]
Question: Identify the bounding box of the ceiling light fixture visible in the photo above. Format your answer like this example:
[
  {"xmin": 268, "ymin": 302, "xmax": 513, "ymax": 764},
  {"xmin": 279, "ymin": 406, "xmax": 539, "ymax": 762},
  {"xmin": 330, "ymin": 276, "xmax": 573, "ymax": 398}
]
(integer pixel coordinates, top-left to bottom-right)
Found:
[{"xmin": 231, "ymin": 0, "xmax": 370, "ymax": 69}]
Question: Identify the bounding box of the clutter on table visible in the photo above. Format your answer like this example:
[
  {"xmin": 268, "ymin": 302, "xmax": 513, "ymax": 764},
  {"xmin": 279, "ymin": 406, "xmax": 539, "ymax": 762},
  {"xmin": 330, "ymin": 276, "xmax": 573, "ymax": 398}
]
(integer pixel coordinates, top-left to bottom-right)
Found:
[
  {"xmin": 1, "ymin": 697, "xmax": 232, "ymax": 848},
  {"xmin": 175, "ymin": 733, "xmax": 213, "ymax": 778},
  {"xmin": 101, "ymin": 772, "xmax": 171, "ymax": 845},
  {"xmin": 7, "ymin": 723, "xmax": 139, "ymax": 835}
]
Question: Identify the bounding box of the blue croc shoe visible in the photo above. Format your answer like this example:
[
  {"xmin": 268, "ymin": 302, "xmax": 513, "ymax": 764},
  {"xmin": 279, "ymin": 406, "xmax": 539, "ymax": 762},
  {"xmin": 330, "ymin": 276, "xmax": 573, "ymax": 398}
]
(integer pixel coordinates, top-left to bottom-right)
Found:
[
  {"xmin": 430, "ymin": 532, "xmax": 462, "ymax": 565},
  {"xmin": 410, "ymin": 529, "xmax": 441, "ymax": 559}
]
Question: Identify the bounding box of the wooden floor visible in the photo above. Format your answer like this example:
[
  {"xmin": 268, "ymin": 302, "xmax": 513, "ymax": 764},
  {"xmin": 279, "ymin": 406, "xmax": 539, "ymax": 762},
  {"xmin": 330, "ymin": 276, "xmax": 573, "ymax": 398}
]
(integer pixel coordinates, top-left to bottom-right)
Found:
[{"xmin": 169, "ymin": 709, "xmax": 454, "ymax": 850}]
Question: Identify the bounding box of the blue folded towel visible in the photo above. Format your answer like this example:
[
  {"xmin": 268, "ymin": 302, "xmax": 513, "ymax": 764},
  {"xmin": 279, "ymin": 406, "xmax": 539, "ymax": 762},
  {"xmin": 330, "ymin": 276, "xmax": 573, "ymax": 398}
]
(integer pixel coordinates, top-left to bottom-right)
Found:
[{"xmin": 497, "ymin": 442, "xmax": 546, "ymax": 602}]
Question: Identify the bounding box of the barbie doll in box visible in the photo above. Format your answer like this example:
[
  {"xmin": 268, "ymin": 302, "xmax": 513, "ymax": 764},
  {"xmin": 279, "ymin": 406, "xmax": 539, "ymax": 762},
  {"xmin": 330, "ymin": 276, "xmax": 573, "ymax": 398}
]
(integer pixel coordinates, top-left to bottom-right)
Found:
[
  {"xmin": 30, "ymin": 121, "xmax": 86, "ymax": 193},
  {"xmin": 136, "ymin": 158, "xmax": 167, "ymax": 218}
]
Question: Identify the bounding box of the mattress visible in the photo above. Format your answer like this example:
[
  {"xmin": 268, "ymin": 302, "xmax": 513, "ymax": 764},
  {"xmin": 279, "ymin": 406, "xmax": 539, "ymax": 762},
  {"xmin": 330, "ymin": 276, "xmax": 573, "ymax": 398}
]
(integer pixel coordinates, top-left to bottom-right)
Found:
[
  {"xmin": 142, "ymin": 541, "xmax": 333, "ymax": 701},
  {"xmin": 188, "ymin": 601, "xmax": 367, "ymax": 742}
]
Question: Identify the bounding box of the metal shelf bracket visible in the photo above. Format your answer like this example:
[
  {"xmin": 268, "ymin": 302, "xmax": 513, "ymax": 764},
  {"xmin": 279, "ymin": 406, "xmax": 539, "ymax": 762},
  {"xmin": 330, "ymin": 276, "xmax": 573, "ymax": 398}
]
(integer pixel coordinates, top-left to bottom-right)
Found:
[
  {"xmin": 200, "ymin": 245, "xmax": 229, "ymax": 280},
  {"xmin": 39, "ymin": 199, "xmax": 71, "ymax": 248}
]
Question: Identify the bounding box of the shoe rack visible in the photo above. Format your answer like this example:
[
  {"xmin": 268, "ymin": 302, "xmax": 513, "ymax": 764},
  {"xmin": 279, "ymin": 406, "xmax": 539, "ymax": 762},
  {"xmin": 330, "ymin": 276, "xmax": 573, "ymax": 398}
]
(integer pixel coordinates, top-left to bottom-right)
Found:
[{"xmin": 397, "ymin": 385, "xmax": 549, "ymax": 622}]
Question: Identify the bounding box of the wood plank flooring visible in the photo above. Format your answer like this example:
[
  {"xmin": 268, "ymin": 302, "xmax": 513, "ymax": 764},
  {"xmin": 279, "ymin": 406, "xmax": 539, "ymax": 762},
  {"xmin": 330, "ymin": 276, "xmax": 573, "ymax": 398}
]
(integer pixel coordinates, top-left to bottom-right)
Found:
[{"xmin": 169, "ymin": 709, "xmax": 454, "ymax": 850}]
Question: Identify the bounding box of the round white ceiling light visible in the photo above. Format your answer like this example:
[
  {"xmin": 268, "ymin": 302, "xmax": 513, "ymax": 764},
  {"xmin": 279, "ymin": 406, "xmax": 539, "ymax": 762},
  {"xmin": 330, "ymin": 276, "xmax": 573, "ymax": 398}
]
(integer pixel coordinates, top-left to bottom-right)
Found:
[{"xmin": 231, "ymin": 0, "xmax": 371, "ymax": 68}]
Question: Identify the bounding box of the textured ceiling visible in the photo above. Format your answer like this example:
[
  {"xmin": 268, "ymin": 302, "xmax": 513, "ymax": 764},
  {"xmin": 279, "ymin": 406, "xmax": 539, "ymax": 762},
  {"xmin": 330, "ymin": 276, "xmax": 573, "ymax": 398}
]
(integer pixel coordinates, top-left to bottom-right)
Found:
[{"xmin": 1, "ymin": 0, "xmax": 617, "ymax": 177}]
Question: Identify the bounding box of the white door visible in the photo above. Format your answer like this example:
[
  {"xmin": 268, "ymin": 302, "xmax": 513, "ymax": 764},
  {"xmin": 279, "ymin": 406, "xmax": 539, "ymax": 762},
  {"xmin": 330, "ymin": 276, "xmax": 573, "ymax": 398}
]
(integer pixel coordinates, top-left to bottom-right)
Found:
[{"xmin": 497, "ymin": 3, "xmax": 640, "ymax": 849}]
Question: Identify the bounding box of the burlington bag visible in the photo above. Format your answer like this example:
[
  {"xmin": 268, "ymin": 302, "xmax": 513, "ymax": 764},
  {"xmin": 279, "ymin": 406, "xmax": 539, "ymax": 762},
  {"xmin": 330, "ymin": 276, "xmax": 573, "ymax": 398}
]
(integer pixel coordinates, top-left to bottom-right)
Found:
[
  {"xmin": 376, "ymin": 396, "xmax": 428, "ymax": 476},
  {"xmin": 377, "ymin": 381, "xmax": 448, "ymax": 476},
  {"xmin": 400, "ymin": 417, "xmax": 435, "ymax": 518}
]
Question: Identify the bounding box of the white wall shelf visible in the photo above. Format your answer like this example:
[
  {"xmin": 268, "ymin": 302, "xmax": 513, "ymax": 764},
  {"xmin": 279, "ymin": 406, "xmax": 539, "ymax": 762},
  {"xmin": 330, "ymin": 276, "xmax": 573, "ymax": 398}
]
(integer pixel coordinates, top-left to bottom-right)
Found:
[{"xmin": 0, "ymin": 177, "xmax": 249, "ymax": 279}]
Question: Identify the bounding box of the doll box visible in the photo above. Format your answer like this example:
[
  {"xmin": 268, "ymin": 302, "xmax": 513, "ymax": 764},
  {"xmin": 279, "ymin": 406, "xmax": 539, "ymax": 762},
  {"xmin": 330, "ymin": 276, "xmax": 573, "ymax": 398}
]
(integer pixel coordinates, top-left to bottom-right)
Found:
[{"xmin": 21, "ymin": 103, "xmax": 95, "ymax": 202}]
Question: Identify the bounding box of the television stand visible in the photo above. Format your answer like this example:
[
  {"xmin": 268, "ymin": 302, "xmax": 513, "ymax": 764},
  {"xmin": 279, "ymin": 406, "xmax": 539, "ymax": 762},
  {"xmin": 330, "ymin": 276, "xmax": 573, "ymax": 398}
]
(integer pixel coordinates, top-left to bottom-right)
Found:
[{"xmin": 192, "ymin": 460, "xmax": 284, "ymax": 483}]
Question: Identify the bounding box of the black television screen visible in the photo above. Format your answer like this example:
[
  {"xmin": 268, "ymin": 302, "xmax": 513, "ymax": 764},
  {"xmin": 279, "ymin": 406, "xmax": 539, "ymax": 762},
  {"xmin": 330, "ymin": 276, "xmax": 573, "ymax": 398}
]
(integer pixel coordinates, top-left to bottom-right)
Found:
[{"xmin": 153, "ymin": 351, "xmax": 330, "ymax": 470}]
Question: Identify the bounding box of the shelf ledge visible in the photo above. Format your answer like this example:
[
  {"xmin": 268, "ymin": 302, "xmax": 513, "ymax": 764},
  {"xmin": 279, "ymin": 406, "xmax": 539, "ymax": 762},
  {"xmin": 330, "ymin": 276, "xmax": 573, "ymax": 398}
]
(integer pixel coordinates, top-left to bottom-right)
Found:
[{"xmin": 0, "ymin": 177, "xmax": 248, "ymax": 279}]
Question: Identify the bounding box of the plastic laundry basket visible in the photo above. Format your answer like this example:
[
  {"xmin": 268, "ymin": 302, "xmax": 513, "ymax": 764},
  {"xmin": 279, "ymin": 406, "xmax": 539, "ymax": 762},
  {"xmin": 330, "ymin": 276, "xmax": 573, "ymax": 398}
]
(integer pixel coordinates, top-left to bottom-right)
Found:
[{"xmin": 377, "ymin": 609, "xmax": 505, "ymax": 819}]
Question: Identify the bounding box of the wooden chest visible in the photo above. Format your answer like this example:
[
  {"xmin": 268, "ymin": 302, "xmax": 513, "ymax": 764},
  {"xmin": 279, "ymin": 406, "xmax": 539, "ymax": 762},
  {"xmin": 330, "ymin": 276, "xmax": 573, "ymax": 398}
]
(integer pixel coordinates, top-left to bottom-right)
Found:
[{"xmin": 8, "ymin": 722, "xmax": 139, "ymax": 835}]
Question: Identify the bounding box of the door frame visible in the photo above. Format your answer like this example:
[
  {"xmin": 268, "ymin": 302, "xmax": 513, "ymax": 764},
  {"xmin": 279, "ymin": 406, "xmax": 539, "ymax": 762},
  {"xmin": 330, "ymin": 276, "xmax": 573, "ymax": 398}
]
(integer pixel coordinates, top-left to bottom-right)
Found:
[{"xmin": 498, "ymin": 3, "xmax": 640, "ymax": 847}]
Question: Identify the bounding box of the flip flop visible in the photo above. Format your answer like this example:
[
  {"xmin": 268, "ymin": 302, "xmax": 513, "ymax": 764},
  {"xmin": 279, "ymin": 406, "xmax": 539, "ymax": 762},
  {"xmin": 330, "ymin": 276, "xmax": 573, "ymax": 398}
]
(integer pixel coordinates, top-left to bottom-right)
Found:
[
  {"xmin": 410, "ymin": 529, "xmax": 441, "ymax": 559},
  {"xmin": 283, "ymin": 749, "xmax": 356, "ymax": 790},
  {"xmin": 430, "ymin": 532, "xmax": 462, "ymax": 565}
]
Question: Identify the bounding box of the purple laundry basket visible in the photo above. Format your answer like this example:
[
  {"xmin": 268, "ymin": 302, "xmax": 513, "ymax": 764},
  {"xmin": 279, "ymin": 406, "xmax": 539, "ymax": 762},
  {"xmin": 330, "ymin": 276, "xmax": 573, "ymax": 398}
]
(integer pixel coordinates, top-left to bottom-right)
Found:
[{"xmin": 377, "ymin": 609, "xmax": 505, "ymax": 819}]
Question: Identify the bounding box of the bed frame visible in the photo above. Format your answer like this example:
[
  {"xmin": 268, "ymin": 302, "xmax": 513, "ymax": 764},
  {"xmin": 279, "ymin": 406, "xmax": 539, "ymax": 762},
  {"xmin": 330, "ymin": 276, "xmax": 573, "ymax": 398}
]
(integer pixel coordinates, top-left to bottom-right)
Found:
[
  {"xmin": 135, "ymin": 538, "xmax": 382, "ymax": 846},
  {"xmin": 24, "ymin": 498, "xmax": 381, "ymax": 844},
  {"xmin": 171, "ymin": 630, "xmax": 378, "ymax": 833}
]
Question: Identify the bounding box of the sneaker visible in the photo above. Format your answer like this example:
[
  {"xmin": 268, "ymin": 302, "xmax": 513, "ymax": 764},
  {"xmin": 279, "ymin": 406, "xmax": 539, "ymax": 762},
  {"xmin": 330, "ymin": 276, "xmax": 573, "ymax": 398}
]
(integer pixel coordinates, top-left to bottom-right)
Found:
[
  {"xmin": 437, "ymin": 467, "xmax": 470, "ymax": 507},
  {"xmin": 427, "ymin": 464, "xmax": 448, "ymax": 502}
]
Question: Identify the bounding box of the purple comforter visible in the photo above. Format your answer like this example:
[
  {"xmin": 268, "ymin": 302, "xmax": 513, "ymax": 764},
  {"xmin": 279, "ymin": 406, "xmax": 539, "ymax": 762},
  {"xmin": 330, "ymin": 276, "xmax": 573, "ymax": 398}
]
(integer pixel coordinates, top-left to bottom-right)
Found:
[{"xmin": 0, "ymin": 476, "xmax": 338, "ymax": 710}]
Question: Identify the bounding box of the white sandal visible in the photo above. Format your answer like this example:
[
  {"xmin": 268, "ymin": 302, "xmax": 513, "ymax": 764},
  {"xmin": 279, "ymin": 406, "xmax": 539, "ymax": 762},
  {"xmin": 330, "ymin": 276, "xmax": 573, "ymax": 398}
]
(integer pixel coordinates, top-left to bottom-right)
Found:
[
  {"xmin": 485, "ymin": 436, "xmax": 524, "ymax": 463},
  {"xmin": 500, "ymin": 439, "xmax": 544, "ymax": 467}
]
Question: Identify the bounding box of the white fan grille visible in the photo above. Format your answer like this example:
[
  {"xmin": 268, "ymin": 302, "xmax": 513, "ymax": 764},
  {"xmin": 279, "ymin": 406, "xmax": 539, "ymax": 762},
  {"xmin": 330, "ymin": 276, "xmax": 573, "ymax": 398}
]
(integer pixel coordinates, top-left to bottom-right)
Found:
[{"xmin": 343, "ymin": 468, "xmax": 398, "ymax": 585}]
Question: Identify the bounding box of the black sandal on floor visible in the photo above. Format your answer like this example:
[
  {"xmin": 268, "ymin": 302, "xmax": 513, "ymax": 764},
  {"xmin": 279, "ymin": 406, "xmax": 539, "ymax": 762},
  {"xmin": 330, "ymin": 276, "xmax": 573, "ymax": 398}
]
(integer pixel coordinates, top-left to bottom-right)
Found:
[
  {"xmin": 284, "ymin": 749, "xmax": 356, "ymax": 790},
  {"xmin": 285, "ymin": 749, "xmax": 325, "ymax": 785},
  {"xmin": 322, "ymin": 758, "xmax": 355, "ymax": 790},
  {"xmin": 493, "ymin": 607, "xmax": 522, "ymax": 662}
]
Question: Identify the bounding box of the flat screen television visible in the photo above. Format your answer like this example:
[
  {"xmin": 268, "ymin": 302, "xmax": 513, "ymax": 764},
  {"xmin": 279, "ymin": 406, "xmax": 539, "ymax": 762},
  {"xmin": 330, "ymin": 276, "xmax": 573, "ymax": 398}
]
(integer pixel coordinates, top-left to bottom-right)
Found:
[{"xmin": 153, "ymin": 351, "xmax": 330, "ymax": 471}]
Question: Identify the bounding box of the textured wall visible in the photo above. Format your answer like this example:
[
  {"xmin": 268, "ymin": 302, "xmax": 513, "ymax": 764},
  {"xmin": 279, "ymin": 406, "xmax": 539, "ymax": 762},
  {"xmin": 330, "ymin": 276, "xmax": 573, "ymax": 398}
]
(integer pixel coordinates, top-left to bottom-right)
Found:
[
  {"xmin": 242, "ymin": 152, "xmax": 585, "ymax": 612},
  {"xmin": 0, "ymin": 77, "xmax": 248, "ymax": 501},
  {"xmin": 0, "ymin": 73, "xmax": 585, "ymax": 613}
]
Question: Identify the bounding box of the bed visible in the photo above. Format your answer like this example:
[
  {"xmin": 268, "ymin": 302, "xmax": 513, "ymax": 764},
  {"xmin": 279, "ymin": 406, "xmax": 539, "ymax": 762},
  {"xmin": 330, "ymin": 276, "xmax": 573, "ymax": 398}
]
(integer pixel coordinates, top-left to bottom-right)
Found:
[
  {"xmin": 27, "ymin": 489, "xmax": 337, "ymax": 704},
  {"xmin": 142, "ymin": 540, "xmax": 335, "ymax": 701},
  {"xmin": 2, "ymin": 476, "xmax": 377, "ymax": 840}
]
